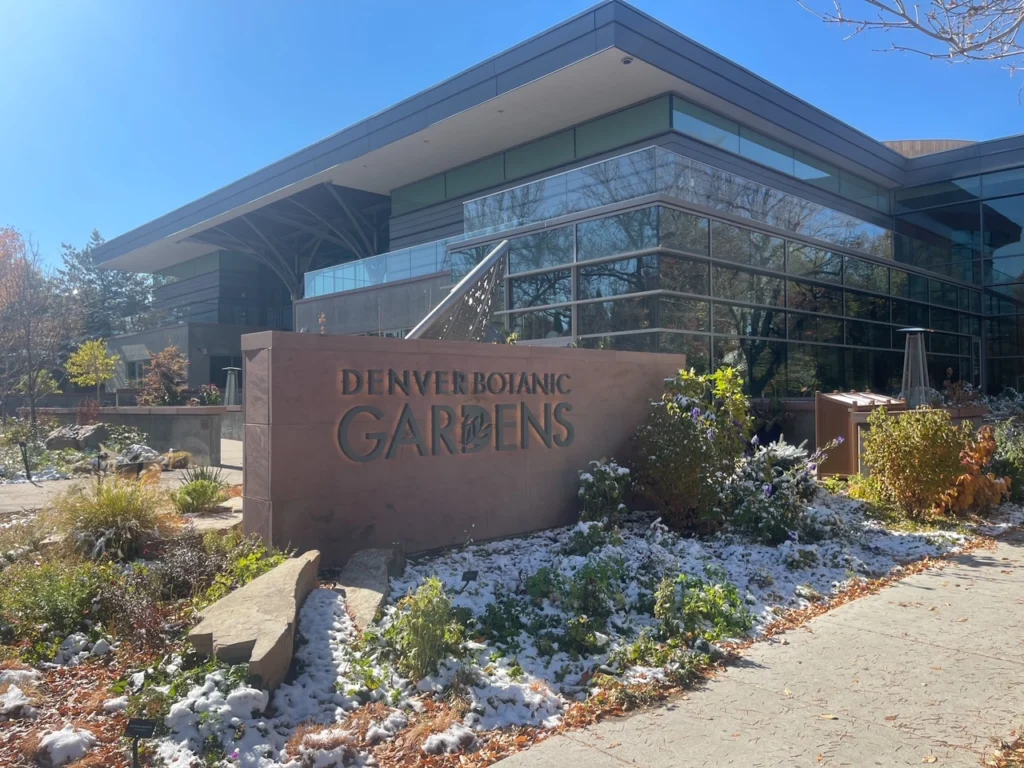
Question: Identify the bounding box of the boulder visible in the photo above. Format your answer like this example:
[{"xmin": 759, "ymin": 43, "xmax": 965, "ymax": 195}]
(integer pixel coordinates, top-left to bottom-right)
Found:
[
  {"xmin": 337, "ymin": 548, "xmax": 403, "ymax": 632},
  {"xmin": 45, "ymin": 423, "xmax": 109, "ymax": 452},
  {"xmin": 188, "ymin": 551, "xmax": 320, "ymax": 691}
]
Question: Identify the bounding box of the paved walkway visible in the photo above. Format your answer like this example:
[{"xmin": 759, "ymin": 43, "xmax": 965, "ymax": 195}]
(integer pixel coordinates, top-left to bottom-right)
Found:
[{"xmin": 503, "ymin": 532, "xmax": 1024, "ymax": 767}]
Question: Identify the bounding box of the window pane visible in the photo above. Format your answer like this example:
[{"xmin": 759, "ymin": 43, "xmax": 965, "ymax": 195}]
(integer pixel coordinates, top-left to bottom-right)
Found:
[
  {"xmin": 787, "ymin": 343, "xmax": 843, "ymax": 397},
  {"xmin": 892, "ymin": 299, "xmax": 929, "ymax": 327},
  {"xmin": 714, "ymin": 266, "xmax": 785, "ymax": 305},
  {"xmin": 751, "ymin": 232, "xmax": 785, "ymax": 270},
  {"xmin": 578, "ymin": 256, "xmax": 658, "ymax": 299},
  {"xmin": 713, "ymin": 303, "xmax": 786, "ymax": 338},
  {"xmin": 577, "ymin": 208, "xmax": 659, "ymax": 261},
  {"xmin": 660, "ymin": 208, "xmax": 709, "ymax": 255},
  {"xmin": 505, "ymin": 129, "xmax": 575, "ymax": 180},
  {"xmin": 893, "ymin": 177, "xmax": 980, "ymax": 213},
  {"xmin": 895, "ymin": 203, "xmax": 981, "ymax": 269},
  {"xmin": 672, "ymin": 98, "xmax": 739, "ymax": 153},
  {"xmin": 845, "ymin": 290, "xmax": 890, "ymax": 322},
  {"xmin": 930, "ymin": 332, "xmax": 960, "ymax": 355},
  {"xmin": 660, "ymin": 333, "xmax": 710, "ymax": 373},
  {"xmin": 509, "ymin": 307, "xmax": 571, "ymax": 340},
  {"xmin": 890, "ymin": 269, "xmax": 909, "ymax": 297},
  {"xmin": 845, "ymin": 348, "xmax": 902, "ymax": 394},
  {"xmin": 840, "ymin": 172, "xmax": 886, "ymax": 213},
  {"xmin": 787, "ymin": 244, "xmax": 842, "ymax": 282},
  {"xmin": 909, "ymin": 274, "xmax": 930, "ymax": 302},
  {"xmin": 739, "ymin": 127, "xmax": 795, "ymax": 175},
  {"xmin": 983, "ymin": 194, "xmax": 1024, "ymax": 269},
  {"xmin": 930, "ymin": 307, "xmax": 958, "ymax": 332},
  {"xmin": 507, "ymin": 227, "xmax": 573, "ymax": 273},
  {"xmin": 509, "ymin": 270, "xmax": 571, "ymax": 309},
  {"xmin": 982, "ymin": 166, "xmax": 1024, "ymax": 198},
  {"xmin": 787, "ymin": 279, "xmax": 843, "ymax": 315},
  {"xmin": 661, "ymin": 256, "xmax": 709, "ymax": 295},
  {"xmin": 930, "ymin": 279, "xmax": 959, "ymax": 308},
  {"xmin": 846, "ymin": 320, "xmax": 891, "ymax": 348},
  {"xmin": 578, "ymin": 332, "xmax": 657, "ymax": 352},
  {"xmin": 845, "ymin": 257, "xmax": 889, "ymax": 293},
  {"xmin": 711, "ymin": 221, "xmax": 751, "ymax": 264},
  {"xmin": 578, "ymin": 296, "xmax": 655, "ymax": 335},
  {"xmin": 714, "ymin": 338, "xmax": 787, "ymax": 397},
  {"xmin": 659, "ymin": 297, "xmax": 710, "ymax": 332},
  {"xmin": 793, "ymin": 150, "xmax": 839, "ymax": 194},
  {"xmin": 788, "ymin": 312, "xmax": 843, "ymax": 343}
]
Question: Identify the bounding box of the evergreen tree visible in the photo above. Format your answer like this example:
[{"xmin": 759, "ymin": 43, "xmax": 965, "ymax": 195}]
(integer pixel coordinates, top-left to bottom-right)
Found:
[{"xmin": 57, "ymin": 230, "xmax": 158, "ymax": 339}]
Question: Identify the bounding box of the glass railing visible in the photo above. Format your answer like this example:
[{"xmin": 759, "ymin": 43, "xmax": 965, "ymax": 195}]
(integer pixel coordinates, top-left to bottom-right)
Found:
[
  {"xmin": 463, "ymin": 146, "xmax": 895, "ymax": 261},
  {"xmin": 304, "ymin": 234, "xmax": 467, "ymax": 298}
]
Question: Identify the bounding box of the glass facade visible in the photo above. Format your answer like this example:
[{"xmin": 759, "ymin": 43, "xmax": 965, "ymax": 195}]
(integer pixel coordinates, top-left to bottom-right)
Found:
[
  {"xmin": 458, "ymin": 203, "xmax": 983, "ymax": 397},
  {"xmin": 897, "ymin": 166, "xmax": 1024, "ymax": 392}
]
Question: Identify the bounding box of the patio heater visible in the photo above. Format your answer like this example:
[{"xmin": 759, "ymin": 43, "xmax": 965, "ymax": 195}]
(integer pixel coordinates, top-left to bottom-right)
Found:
[
  {"xmin": 897, "ymin": 327, "xmax": 930, "ymax": 408},
  {"xmin": 223, "ymin": 367, "xmax": 241, "ymax": 406}
]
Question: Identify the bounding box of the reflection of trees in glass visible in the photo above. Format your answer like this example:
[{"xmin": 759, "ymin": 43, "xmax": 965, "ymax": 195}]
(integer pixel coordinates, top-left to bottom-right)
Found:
[
  {"xmin": 508, "ymin": 227, "xmax": 573, "ymax": 273},
  {"xmin": 713, "ymin": 266, "xmax": 784, "ymax": 306},
  {"xmin": 577, "ymin": 208, "xmax": 659, "ymax": 260},
  {"xmin": 786, "ymin": 344, "xmax": 842, "ymax": 397},
  {"xmin": 845, "ymin": 291, "xmax": 890, "ymax": 322},
  {"xmin": 660, "ymin": 332, "xmax": 710, "ymax": 372},
  {"xmin": 787, "ymin": 280, "xmax": 842, "ymax": 315},
  {"xmin": 660, "ymin": 256, "xmax": 708, "ymax": 294},
  {"xmin": 578, "ymin": 256, "xmax": 658, "ymax": 299},
  {"xmin": 788, "ymin": 244, "xmax": 842, "ymax": 282},
  {"xmin": 573, "ymin": 150, "xmax": 659, "ymax": 211},
  {"xmin": 660, "ymin": 208, "xmax": 709, "ymax": 255},
  {"xmin": 509, "ymin": 270, "xmax": 571, "ymax": 309},
  {"xmin": 579, "ymin": 297, "xmax": 654, "ymax": 335},
  {"xmin": 846, "ymin": 257, "xmax": 889, "ymax": 293},
  {"xmin": 512, "ymin": 307, "xmax": 571, "ymax": 340},
  {"xmin": 715, "ymin": 338, "xmax": 786, "ymax": 397},
  {"xmin": 659, "ymin": 297, "xmax": 710, "ymax": 332}
]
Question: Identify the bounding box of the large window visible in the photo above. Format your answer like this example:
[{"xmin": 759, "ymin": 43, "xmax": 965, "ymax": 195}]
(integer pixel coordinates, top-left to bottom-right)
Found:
[
  {"xmin": 787, "ymin": 244, "xmax": 842, "ymax": 283},
  {"xmin": 577, "ymin": 209, "xmax": 658, "ymax": 261},
  {"xmin": 578, "ymin": 256, "xmax": 658, "ymax": 299},
  {"xmin": 714, "ymin": 267, "xmax": 784, "ymax": 306},
  {"xmin": 509, "ymin": 270, "xmax": 571, "ymax": 309},
  {"xmin": 508, "ymin": 227, "xmax": 573, "ymax": 273}
]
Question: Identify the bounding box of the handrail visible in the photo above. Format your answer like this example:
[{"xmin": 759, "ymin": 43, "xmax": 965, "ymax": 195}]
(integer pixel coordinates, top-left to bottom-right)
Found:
[{"xmin": 405, "ymin": 239, "xmax": 510, "ymax": 340}]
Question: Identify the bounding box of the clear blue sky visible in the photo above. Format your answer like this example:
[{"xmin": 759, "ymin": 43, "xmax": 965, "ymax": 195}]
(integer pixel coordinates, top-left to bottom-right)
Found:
[{"xmin": 2, "ymin": 0, "xmax": 1021, "ymax": 262}]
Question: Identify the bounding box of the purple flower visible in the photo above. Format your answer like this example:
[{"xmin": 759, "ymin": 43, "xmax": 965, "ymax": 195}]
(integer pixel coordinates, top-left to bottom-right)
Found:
[
  {"xmin": 230, "ymin": 751, "xmax": 240, "ymax": 761},
  {"xmin": 751, "ymin": 435, "xmax": 760, "ymax": 446},
  {"xmin": 762, "ymin": 483, "xmax": 773, "ymax": 498},
  {"xmin": 706, "ymin": 428, "xmax": 717, "ymax": 441},
  {"xmin": 691, "ymin": 407, "xmax": 702, "ymax": 420},
  {"xmin": 808, "ymin": 463, "xmax": 817, "ymax": 472},
  {"xmin": 835, "ymin": 435, "xmax": 845, "ymax": 445}
]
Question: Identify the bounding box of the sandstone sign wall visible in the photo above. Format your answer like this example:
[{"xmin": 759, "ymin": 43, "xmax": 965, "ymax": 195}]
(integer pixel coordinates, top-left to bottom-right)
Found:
[{"xmin": 242, "ymin": 332, "xmax": 685, "ymax": 568}]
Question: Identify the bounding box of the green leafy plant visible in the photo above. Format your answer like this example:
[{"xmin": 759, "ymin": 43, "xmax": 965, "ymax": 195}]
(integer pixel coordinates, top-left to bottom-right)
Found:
[
  {"xmin": 862, "ymin": 408, "xmax": 971, "ymax": 518},
  {"xmin": 562, "ymin": 521, "xmax": 622, "ymax": 557},
  {"xmin": 564, "ymin": 557, "xmax": 625, "ymax": 626},
  {"xmin": 198, "ymin": 533, "xmax": 287, "ymax": 607},
  {"xmin": 180, "ymin": 464, "xmax": 228, "ymax": 485},
  {"xmin": 50, "ymin": 477, "xmax": 176, "ymax": 561},
  {"xmin": 385, "ymin": 577, "xmax": 464, "ymax": 679},
  {"xmin": 993, "ymin": 420, "xmax": 1024, "ymax": 502},
  {"xmin": 197, "ymin": 384, "xmax": 223, "ymax": 406},
  {"xmin": 654, "ymin": 571, "xmax": 753, "ymax": 644},
  {"xmin": 164, "ymin": 450, "xmax": 192, "ymax": 469},
  {"xmin": 578, "ymin": 459, "xmax": 629, "ymax": 526},
  {"xmin": 633, "ymin": 367, "xmax": 750, "ymax": 533},
  {"xmin": 525, "ymin": 567, "xmax": 563, "ymax": 603},
  {"xmin": 172, "ymin": 479, "xmax": 228, "ymax": 515},
  {"xmin": 0, "ymin": 558, "xmax": 106, "ymax": 652}
]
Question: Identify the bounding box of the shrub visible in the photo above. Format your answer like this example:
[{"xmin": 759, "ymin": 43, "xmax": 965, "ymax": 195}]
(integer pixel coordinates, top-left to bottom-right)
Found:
[
  {"xmin": 633, "ymin": 368, "xmax": 750, "ymax": 533},
  {"xmin": 0, "ymin": 558, "xmax": 105, "ymax": 649},
  {"xmin": 172, "ymin": 479, "xmax": 227, "ymax": 515},
  {"xmin": 164, "ymin": 450, "xmax": 192, "ymax": 469},
  {"xmin": 75, "ymin": 398, "xmax": 101, "ymax": 426},
  {"xmin": 653, "ymin": 571, "xmax": 753, "ymax": 644},
  {"xmin": 104, "ymin": 424, "xmax": 150, "ymax": 453},
  {"xmin": 562, "ymin": 521, "xmax": 622, "ymax": 557},
  {"xmin": 136, "ymin": 346, "xmax": 188, "ymax": 406},
  {"xmin": 940, "ymin": 425, "xmax": 1011, "ymax": 515},
  {"xmin": 180, "ymin": 464, "xmax": 228, "ymax": 485},
  {"xmin": 719, "ymin": 437, "xmax": 839, "ymax": 545},
  {"xmin": 386, "ymin": 577, "xmax": 464, "ymax": 679},
  {"xmin": 50, "ymin": 478, "xmax": 176, "ymax": 561},
  {"xmin": 197, "ymin": 532, "xmax": 288, "ymax": 607},
  {"xmin": 993, "ymin": 420, "xmax": 1024, "ymax": 502},
  {"xmin": 96, "ymin": 565, "xmax": 165, "ymax": 647},
  {"xmin": 564, "ymin": 557, "xmax": 625, "ymax": 625},
  {"xmin": 525, "ymin": 567, "xmax": 563, "ymax": 603},
  {"xmin": 197, "ymin": 384, "xmax": 223, "ymax": 406},
  {"xmin": 578, "ymin": 460, "xmax": 629, "ymax": 526},
  {"xmin": 862, "ymin": 408, "xmax": 971, "ymax": 518}
]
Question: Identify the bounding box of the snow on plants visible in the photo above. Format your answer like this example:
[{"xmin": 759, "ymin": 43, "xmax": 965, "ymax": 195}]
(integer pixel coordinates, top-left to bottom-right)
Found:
[{"xmin": 149, "ymin": 488, "xmax": 978, "ymax": 766}]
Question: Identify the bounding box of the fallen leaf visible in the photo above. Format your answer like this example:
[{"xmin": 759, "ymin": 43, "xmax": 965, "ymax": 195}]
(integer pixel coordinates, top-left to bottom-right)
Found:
[
  {"xmin": 928, "ymin": 606, "xmax": 937, "ymax": 611},
  {"xmin": 931, "ymin": 666, "xmax": 943, "ymax": 671},
  {"xmin": 784, "ymin": 688, "xmax": 792, "ymax": 696},
  {"xmin": 885, "ymin": 714, "xmax": 899, "ymax": 721},
  {"xmin": 608, "ymin": 741, "xmax": 621, "ymax": 748},
  {"xmin": 820, "ymin": 714, "xmax": 839, "ymax": 720},
  {"xmin": 923, "ymin": 757, "xmax": 938, "ymax": 764},
  {"xmin": 957, "ymin": 618, "xmax": 968, "ymax": 622}
]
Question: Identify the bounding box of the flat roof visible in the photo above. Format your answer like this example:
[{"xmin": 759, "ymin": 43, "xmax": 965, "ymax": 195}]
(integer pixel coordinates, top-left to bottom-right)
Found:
[{"xmin": 93, "ymin": 0, "xmax": 1024, "ymax": 273}]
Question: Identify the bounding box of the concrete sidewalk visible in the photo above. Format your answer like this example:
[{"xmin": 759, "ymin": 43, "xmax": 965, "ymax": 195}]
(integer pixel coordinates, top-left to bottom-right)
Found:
[{"xmin": 503, "ymin": 532, "xmax": 1024, "ymax": 767}]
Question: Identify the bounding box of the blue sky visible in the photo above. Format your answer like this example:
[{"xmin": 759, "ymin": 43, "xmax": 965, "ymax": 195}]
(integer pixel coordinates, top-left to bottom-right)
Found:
[{"xmin": 2, "ymin": 0, "xmax": 1021, "ymax": 262}]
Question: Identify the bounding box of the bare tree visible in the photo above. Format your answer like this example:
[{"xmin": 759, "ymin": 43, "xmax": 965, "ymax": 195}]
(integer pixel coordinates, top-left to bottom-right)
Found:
[
  {"xmin": 0, "ymin": 233, "xmax": 79, "ymax": 423},
  {"xmin": 801, "ymin": 1, "xmax": 1024, "ymax": 73}
]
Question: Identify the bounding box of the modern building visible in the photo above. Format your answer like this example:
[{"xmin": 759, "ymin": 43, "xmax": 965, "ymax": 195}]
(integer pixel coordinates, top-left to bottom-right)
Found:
[{"xmin": 93, "ymin": 1, "xmax": 1024, "ymax": 397}]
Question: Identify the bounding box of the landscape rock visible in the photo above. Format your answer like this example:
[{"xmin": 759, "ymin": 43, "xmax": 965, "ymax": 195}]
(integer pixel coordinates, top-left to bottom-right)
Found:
[
  {"xmin": 337, "ymin": 548, "xmax": 401, "ymax": 632},
  {"xmin": 45, "ymin": 423, "xmax": 108, "ymax": 452},
  {"xmin": 188, "ymin": 550, "xmax": 320, "ymax": 691}
]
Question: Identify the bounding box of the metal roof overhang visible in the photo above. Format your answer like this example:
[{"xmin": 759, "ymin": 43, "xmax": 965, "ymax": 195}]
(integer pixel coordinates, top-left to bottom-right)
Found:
[{"xmin": 94, "ymin": 0, "xmax": 932, "ymax": 275}]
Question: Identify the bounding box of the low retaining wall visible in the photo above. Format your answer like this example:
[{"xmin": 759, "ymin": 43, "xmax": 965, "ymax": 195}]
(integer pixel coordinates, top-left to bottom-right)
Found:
[{"xmin": 37, "ymin": 407, "xmax": 225, "ymax": 466}]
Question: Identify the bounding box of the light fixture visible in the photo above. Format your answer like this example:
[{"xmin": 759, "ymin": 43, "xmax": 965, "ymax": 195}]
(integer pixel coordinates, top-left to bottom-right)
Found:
[{"xmin": 621, "ymin": 56, "xmax": 634, "ymax": 65}]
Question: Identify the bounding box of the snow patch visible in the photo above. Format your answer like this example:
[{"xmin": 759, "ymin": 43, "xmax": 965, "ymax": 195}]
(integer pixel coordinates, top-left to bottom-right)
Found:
[{"xmin": 37, "ymin": 725, "xmax": 97, "ymax": 765}]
